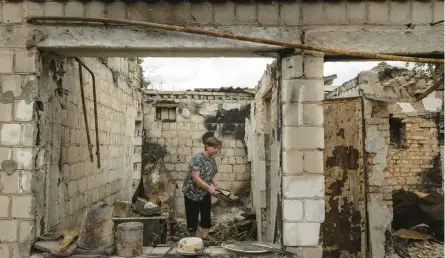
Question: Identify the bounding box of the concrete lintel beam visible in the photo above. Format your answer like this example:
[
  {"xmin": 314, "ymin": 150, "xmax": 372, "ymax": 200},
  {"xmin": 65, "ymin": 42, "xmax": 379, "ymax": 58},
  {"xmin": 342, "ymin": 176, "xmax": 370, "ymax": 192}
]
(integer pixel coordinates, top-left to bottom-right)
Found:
[
  {"xmin": 304, "ymin": 25, "xmax": 444, "ymax": 59},
  {"xmin": 31, "ymin": 24, "xmax": 444, "ymax": 58},
  {"xmin": 33, "ymin": 25, "xmax": 300, "ymax": 57}
]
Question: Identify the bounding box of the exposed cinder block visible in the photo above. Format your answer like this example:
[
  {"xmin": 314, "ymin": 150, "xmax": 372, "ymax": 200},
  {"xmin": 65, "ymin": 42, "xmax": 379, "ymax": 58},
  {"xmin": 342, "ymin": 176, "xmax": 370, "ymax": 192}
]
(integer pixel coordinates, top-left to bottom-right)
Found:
[
  {"xmin": 233, "ymin": 164, "xmax": 246, "ymax": 173},
  {"xmin": 0, "ymin": 104, "xmax": 12, "ymax": 122},
  {"xmin": 302, "ymin": 104, "xmax": 323, "ymax": 126},
  {"xmin": 283, "ymin": 199, "xmax": 303, "ymax": 221},
  {"xmin": 0, "ymin": 172, "xmax": 19, "ymax": 193},
  {"xmin": 283, "ymin": 175, "xmax": 324, "ymax": 198},
  {"xmin": 304, "ymin": 199, "xmax": 324, "ymax": 222},
  {"xmin": 28, "ymin": 2, "xmax": 43, "ymax": 16},
  {"xmin": 412, "ymin": 1, "xmax": 433, "ymax": 24},
  {"xmin": 127, "ymin": 2, "xmax": 150, "ymax": 22},
  {"xmin": 282, "ymin": 79, "xmax": 324, "ymax": 103},
  {"xmin": 148, "ymin": 2, "xmax": 171, "ymax": 24},
  {"xmin": 283, "ymin": 150, "xmax": 304, "ymax": 174},
  {"xmin": 258, "ymin": 3, "xmax": 279, "ymax": 25},
  {"xmin": 15, "ymin": 51, "xmax": 38, "ymax": 73},
  {"xmin": 302, "ymin": 2, "xmax": 322, "ymax": 24},
  {"xmin": 346, "ymin": 2, "xmax": 366, "ymax": 24},
  {"xmin": 14, "ymin": 148, "xmax": 32, "ymax": 169},
  {"xmin": 43, "ymin": 2, "xmax": 64, "ymax": 17},
  {"xmin": 106, "ymin": 2, "xmax": 127, "ymax": 20},
  {"xmin": 172, "ymin": 2, "xmax": 192, "ymax": 24},
  {"xmin": 219, "ymin": 164, "xmax": 232, "ymax": 173},
  {"xmin": 1, "ymin": 75, "xmax": 22, "ymax": 97},
  {"xmin": 303, "ymin": 54, "xmax": 324, "ymax": 78},
  {"xmin": 282, "ymin": 127, "xmax": 324, "ymax": 150},
  {"xmin": 0, "ymin": 220, "xmax": 18, "ymax": 242},
  {"xmin": 65, "ymin": 2, "xmax": 84, "ymax": 17},
  {"xmin": 191, "ymin": 2, "xmax": 213, "ymax": 24},
  {"xmin": 235, "ymin": 3, "xmax": 256, "ymax": 24},
  {"xmin": 0, "ymin": 51, "xmax": 14, "ymax": 73},
  {"xmin": 19, "ymin": 172, "xmax": 32, "ymax": 194},
  {"xmin": 21, "ymin": 124, "xmax": 34, "ymax": 146},
  {"xmin": 322, "ymin": 2, "xmax": 347, "ymax": 24},
  {"xmin": 280, "ymin": 2, "xmax": 300, "ymax": 25},
  {"xmin": 2, "ymin": 2, "xmax": 24, "ymax": 24},
  {"xmin": 434, "ymin": 1, "xmax": 444, "ymax": 21},
  {"xmin": 15, "ymin": 100, "xmax": 33, "ymax": 121},
  {"xmin": 85, "ymin": 2, "xmax": 105, "ymax": 18},
  {"xmin": 19, "ymin": 221, "xmax": 33, "ymax": 242},
  {"xmin": 0, "ymin": 147, "xmax": 12, "ymax": 161},
  {"xmin": 282, "ymin": 55, "xmax": 303, "ymax": 80},
  {"xmin": 0, "ymin": 196, "xmax": 9, "ymax": 218},
  {"xmin": 389, "ymin": 1, "xmax": 412, "ymax": 24},
  {"xmin": 1, "ymin": 124, "xmax": 21, "ymax": 145},
  {"xmin": 283, "ymin": 222, "xmax": 320, "ymax": 246},
  {"xmin": 368, "ymin": 2, "xmax": 390, "ymax": 24},
  {"xmin": 303, "ymin": 150, "xmax": 323, "ymax": 174}
]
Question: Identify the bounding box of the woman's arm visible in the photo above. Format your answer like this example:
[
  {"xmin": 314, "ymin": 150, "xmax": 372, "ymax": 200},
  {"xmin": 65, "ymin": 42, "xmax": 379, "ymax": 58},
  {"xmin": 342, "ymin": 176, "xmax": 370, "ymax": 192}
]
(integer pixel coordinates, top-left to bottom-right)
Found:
[
  {"xmin": 191, "ymin": 170, "xmax": 217, "ymax": 195},
  {"xmin": 211, "ymin": 176, "xmax": 219, "ymax": 189}
]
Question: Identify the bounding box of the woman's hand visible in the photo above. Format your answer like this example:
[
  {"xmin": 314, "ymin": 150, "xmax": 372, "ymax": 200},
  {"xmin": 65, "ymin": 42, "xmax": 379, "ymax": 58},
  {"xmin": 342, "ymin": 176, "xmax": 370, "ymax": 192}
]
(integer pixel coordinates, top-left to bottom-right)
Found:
[{"xmin": 210, "ymin": 188, "xmax": 218, "ymax": 197}]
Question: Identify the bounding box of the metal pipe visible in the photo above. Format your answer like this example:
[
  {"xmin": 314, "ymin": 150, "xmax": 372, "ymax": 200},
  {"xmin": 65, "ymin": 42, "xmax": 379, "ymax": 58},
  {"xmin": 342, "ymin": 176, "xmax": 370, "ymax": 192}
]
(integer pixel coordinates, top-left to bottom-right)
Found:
[
  {"xmin": 74, "ymin": 57, "xmax": 101, "ymax": 169},
  {"xmin": 77, "ymin": 60, "xmax": 94, "ymax": 163},
  {"xmin": 27, "ymin": 16, "xmax": 444, "ymax": 64}
]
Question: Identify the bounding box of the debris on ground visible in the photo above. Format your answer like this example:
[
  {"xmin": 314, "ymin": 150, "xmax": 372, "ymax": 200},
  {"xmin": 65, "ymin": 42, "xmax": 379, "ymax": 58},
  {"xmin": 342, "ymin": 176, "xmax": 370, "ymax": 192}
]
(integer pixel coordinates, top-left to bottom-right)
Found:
[
  {"xmin": 392, "ymin": 189, "xmax": 444, "ymax": 258},
  {"xmin": 392, "ymin": 189, "xmax": 444, "ymax": 241},
  {"xmin": 57, "ymin": 229, "xmax": 80, "ymax": 253},
  {"xmin": 171, "ymin": 205, "xmax": 257, "ymax": 243},
  {"xmin": 393, "ymin": 234, "xmax": 444, "ymax": 258},
  {"xmin": 34, "ymin": 239, "xmax": 78, "ymax": 257}
]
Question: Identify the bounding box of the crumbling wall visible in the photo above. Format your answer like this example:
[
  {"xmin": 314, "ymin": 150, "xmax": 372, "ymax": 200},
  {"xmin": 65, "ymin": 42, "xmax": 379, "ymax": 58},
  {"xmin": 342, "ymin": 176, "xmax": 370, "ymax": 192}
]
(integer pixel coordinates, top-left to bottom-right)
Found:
[
  {"xmin": 363, "ymin": 99, "xmax": 393, "ymax": 258},
  {"xmin": 0, "ymin": 49, "xmax": 39, "ymax": 257},
  {"xmin": 246, "ymin": 60, "xmax": 281, "ymax": 242},
  {"xmin": 327, "ymin": 63, "xmax": 432, "ymax": 101},
  {"xmin": 142, "ymin": 91, "xmax": 253, "ymax": 215},
  {"xmin": 388, "ymin": 114, "xmax": 443, "ymax": 193},
  {"xmin": 38, "ymin": 56, "xmax": 143, "ymax": 233},
  {"xmin": 323, "ymin": 97, "xmax": 367, "ymax": 258}
]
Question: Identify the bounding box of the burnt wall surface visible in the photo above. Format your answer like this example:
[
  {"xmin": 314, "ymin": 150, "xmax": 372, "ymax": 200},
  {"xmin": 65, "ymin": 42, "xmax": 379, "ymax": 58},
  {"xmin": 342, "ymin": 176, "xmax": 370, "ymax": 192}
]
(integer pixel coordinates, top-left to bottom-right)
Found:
[
  {"xmin": 323, "ymin": 98, "xmax": 367, "ymax": 258},
  {"xmin": 38, "ymin": 56, "xmax": 143, "ymax": 233},
  {"xmin": 142, "ymin": 91, "xmax": 253, "ymax": 215},
  {"xmin": 246, "ymin": 60, "xmax": 281, "ymax": 243}
]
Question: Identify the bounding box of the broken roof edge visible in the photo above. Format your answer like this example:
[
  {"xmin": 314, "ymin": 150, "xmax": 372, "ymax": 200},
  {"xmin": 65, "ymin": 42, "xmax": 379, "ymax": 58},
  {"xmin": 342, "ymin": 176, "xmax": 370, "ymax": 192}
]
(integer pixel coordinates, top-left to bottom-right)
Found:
[{"xmin": 142, "ymin": 89, "xmax": 255, "ymax": 97}]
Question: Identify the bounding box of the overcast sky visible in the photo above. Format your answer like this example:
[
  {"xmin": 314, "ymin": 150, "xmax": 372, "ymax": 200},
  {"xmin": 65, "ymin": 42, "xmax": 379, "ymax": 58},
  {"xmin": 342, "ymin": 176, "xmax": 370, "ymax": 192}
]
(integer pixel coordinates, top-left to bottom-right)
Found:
[{"xmin": 142, "ymin": 58, "xmax": 408, "ymax": 91}]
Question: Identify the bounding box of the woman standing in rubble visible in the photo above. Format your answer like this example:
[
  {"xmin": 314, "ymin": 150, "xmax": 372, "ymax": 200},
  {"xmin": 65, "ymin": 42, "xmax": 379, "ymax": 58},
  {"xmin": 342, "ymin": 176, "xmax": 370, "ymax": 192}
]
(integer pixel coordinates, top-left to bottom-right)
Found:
[{"xmin": 182, "ymin": 134, "xmax": 222, "ymax": 241}]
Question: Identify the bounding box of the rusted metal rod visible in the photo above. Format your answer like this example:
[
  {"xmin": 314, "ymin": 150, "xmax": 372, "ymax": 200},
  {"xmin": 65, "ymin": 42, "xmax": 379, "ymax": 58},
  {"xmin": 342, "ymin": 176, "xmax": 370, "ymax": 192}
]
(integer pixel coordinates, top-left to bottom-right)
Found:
[
  {"xmin": 76, "ymin": 59, "xmax": 94, "ymax": 163},
  {"xmin": 27, "ymin": 16, "xmax": 444, "ymax": 64},
  {"xmin": 74, "ymin": 57, "xmax": 101, "ymax": 169}
]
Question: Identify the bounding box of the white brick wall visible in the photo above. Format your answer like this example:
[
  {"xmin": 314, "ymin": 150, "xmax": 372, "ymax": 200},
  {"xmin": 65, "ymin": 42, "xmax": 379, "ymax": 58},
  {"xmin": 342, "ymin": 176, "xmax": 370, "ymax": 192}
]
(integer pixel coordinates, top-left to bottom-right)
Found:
[
  {"xmin": 37, "ymin": 57, "xmax": 143, "ymax": 234},
  {"xmin": 143, "ymin": 92, "xmax": 252, "ymax": 214},
  {"xmin": 280, "ymin": 53, "xmax": 324, "ymax": 256}
]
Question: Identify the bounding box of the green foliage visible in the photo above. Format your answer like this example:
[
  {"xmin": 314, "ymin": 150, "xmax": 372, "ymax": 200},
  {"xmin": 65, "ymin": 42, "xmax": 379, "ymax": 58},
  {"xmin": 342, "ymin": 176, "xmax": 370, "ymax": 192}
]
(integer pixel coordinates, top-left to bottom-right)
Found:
[
  {"xmin": 406, "ymin": 62, "xmax": 444, "ymax": 82},
  {"xmin": 127, "ymin": 57, "xmax": 144, "ymax": 65}
]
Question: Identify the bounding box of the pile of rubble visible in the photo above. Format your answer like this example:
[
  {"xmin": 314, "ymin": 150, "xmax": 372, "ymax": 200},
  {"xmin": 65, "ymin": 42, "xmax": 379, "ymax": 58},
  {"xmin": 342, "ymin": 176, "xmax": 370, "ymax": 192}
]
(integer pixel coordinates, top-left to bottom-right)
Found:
[
  {"xmin": 392, "ymin": 189, "xmax": 444, "ymax": 258},
  {"xmin": 394, "ymin": 238, "xmax": 444, "ymax": 258},
  {"xmin": 172, "ymin": 206, "xmax": 257, "ymax": 244}
]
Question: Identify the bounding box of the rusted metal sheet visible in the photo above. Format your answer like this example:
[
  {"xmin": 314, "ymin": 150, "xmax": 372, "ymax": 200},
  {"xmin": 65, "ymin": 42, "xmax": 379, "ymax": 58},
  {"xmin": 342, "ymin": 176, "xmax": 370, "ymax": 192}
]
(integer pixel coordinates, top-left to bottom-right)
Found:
[{"xmin": 323, "ymin": 97, "xmax": 367, "ymax": 258}]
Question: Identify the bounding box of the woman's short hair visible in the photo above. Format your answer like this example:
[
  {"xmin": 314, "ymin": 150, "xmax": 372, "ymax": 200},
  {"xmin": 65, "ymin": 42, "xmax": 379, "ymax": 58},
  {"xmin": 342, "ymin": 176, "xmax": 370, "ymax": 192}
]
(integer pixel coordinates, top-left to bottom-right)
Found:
[{"xmin": 205, "ymin": 137, "xmax": 222, "ymax": 149}]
